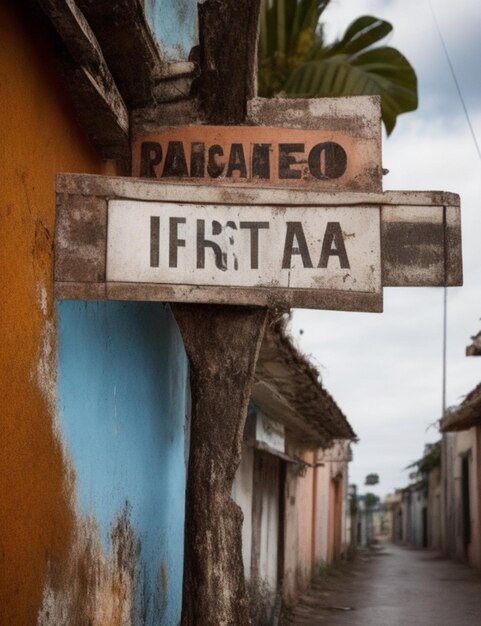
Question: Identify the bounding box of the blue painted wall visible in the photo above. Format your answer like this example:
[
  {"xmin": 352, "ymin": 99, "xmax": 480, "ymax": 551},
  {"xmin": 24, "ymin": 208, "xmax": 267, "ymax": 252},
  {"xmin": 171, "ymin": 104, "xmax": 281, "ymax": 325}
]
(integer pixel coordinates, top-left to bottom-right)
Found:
[
  {"xmin": 144, "ymin": 0, "xmax": 198, "ymax": 61},
  {"xmin": 57, "ymin": 301, "xmax": 189, "ymax": 624}
]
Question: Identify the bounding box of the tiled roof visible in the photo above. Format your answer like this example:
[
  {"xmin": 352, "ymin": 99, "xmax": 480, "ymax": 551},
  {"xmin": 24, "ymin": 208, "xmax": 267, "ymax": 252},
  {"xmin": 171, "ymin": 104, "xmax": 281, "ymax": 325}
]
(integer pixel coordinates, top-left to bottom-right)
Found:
[
  {"xmin": 466, "ymin": 330, "xmax": 481, "ymax": 356},
  {"xmin": 253, "ymin": 314, "xmax": 356, "ymax": 447},
  {"xmin": 441, "ymin": 381, "xmax": 481, "ymax": 432}
]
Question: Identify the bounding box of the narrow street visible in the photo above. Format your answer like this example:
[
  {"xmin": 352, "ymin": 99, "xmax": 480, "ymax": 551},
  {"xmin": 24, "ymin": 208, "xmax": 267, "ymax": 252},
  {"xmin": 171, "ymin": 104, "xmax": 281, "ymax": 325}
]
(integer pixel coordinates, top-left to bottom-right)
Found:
[{"xmin": 282, "ymin": 544, "xmax": 481, "ymax": 626}]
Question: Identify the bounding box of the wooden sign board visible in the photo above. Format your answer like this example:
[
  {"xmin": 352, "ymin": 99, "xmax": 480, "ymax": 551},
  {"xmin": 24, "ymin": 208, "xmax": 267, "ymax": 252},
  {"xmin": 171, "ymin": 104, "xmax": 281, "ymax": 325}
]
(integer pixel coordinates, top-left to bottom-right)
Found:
[
  {"xmin": 107, "ymin": 201, "xmax": 381, "ymax": 294},
  {"xmin": 132, "ymin": 97, "xmax": 382, "ymax": 193},
  {"xmin": 54, "ymin": 174, "xmax": 462, "ymax": 313}
]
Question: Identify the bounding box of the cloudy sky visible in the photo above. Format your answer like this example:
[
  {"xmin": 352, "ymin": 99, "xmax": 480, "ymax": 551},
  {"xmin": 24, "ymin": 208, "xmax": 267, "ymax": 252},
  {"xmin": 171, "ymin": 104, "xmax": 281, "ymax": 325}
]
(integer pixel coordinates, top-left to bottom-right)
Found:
[{"xmin": 289, "ymin": 0, "xmax": 481, "ymax": 497}]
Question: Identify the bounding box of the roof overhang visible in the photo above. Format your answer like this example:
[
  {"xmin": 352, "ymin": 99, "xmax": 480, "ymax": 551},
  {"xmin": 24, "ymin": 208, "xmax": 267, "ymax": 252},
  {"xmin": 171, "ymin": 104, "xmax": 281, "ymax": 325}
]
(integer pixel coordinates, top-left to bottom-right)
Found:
[
  {"xmin": 466, "ymin": 331, "xmax": 481, "ymax": 356},
  {"xmin": 441, "ymin": 382, "xmax": 481, "ymax": 432},
  {"xmin": 253, "ymin": 317, "xmax": 356, "ymax": 447}
]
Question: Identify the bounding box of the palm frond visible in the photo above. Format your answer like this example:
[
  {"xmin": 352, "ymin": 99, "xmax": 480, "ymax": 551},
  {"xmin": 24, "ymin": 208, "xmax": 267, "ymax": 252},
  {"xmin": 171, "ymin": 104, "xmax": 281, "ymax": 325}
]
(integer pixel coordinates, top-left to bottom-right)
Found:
[{"xmin": 258, "ymin": 1, "xmax": 418, "ymax": 135}]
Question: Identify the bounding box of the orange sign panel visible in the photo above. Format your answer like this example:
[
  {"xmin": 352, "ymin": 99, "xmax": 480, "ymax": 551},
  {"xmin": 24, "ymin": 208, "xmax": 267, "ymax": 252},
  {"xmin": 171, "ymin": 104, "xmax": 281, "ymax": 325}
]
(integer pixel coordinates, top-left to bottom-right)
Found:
[{"xmin": 132, "ymin": 126, "xmax": 381, "ymax": 192}]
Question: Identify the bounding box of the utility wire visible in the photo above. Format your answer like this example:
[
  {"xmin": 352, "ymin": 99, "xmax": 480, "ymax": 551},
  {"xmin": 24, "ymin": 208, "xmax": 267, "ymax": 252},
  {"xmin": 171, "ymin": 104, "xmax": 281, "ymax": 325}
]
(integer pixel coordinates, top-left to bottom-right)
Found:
[{"xmin": 428, "ymin": 0, "xmax": 481, "ymax": 162}]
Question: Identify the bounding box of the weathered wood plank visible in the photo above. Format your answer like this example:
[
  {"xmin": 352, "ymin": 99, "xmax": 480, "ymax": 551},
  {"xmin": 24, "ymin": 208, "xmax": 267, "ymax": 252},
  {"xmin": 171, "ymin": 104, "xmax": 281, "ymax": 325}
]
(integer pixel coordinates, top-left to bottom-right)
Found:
[
  {"xmin": 55, "ymin": 281, "xmax": 383, "ymax": 313},
  {"xmin": 131, "ymin": 123, "xmax": 380, "ymax": 193},
  {"xmin": 54, "ymin": 175, "xmax": 463, "ymax": 306},
  {"xmin": 107, "ymin": 200, "xmax": 382, "ymax": 295},
  {"xmin": 37, "ymin": 0, "xmax": 129, "ymax": 157},
  {"xmin": 445, "ymin": 205, "xmax": 463, "ymax": 286},
  {"xmin": 132, "ymin": 99, "xmax": 204, "ymax": 136},
  {"xmin": 108, "ymin": 284, "xmax": 383, "ymax": 313},
  {"xmin": 54, "ymin": 194, "xmax": 107, "ymax": 283},
  {"xmin": 54, "ymin": 282, "xmax": 107, "ymax": 300},
  {"xmin": 55, "ymin": 173, "xmax": 459, "ymax": 208},
  {"xmin": 75, "ymin": 0, "xmax": 166, "ymax": 107},
  {"xmin": 381, "ymin": 204, "xmax": 462, "ymax": 287},
  {"xmin": 132, "ymin": 97, "xmax": 382, "ymax": 191},
  {"xmin": 195, "ymin": 0, "xmax": 261, "ymax": 123}
]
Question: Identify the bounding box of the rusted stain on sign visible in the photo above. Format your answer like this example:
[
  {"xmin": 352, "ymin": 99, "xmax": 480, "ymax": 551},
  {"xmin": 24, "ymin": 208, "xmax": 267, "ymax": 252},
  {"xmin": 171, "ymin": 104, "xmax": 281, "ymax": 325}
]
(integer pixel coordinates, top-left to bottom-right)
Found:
[
  {"xmin": 381, "ymin": 203, "xmax": 462, "ymax": 286},
  {"xmin": 54, "ymin": 174, "xmax": 462, "ymax": 313},
  {"xmin": 107, "ymin": 201, "xmax": 381, "ymax": 293}
]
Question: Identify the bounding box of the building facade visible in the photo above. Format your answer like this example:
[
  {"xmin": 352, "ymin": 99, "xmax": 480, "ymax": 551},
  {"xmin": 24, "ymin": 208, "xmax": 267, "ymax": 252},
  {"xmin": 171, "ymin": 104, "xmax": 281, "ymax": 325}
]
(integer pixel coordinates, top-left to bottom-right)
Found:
[
  {"xmin": 1, "ymin": 1, "xmax": 196, "ymax": 623},
  {"xmin": 233, "ymin": 317, "xmax": 355, "ymax": 622},
  {"xmin": 441, "ymin": 382, "xmax": 481, "ymax": 570},
  {"xmin": 1, "ymin": 2, "xmax": 358, "ymax": 623}
]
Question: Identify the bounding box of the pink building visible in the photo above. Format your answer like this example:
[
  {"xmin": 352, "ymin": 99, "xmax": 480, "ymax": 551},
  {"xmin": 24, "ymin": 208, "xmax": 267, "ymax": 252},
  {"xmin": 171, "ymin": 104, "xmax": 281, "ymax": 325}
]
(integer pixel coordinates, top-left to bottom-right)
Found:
[{"xmin": 233, "ymin": 317, "xmax": 356, "ymax": 622}]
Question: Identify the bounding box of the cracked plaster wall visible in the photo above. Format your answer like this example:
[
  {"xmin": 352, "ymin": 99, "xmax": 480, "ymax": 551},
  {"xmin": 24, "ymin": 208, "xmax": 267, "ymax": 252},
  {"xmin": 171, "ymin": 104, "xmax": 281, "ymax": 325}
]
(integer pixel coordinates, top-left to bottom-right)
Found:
[{"xmin": 0, "ymin": 4, "xmax": 189, "ymax": 623}]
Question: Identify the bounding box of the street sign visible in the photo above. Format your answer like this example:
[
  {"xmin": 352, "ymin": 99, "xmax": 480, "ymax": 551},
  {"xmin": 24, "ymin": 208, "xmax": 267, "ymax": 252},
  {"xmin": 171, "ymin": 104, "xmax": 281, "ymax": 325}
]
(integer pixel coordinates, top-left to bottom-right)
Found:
[
  {"xmin": 132, "ymin": 96, "xmax": 382, "ymax": 192},
  {"xmin": 54, "ymin": 174, "xmax": 462, "ymax": 313},
  {"xmin": 107, "ymin": 200, "xmax": 381, "ymax": 294}
]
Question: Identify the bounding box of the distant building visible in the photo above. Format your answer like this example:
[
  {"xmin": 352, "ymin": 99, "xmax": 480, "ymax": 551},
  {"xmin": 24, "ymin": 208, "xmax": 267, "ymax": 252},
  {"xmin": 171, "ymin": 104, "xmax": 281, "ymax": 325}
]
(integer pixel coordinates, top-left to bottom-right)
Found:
[
  {"xmin": 386, "ymin": 442, "xmax": 441, "ymax": 550},
  {"xmin": 233, "ymin": 317, "xmax": 356, "ymax": 622},
  {"xmin": 441, "ymin": 381, "xmax": 481, "ymax": 570},
  {"xmin": 385, "ymin": 491, "xmax": 403, "ymax": 543},
  {"xmin": 387, "ymin": 330, "xmax": 481, "ymax": 573}
]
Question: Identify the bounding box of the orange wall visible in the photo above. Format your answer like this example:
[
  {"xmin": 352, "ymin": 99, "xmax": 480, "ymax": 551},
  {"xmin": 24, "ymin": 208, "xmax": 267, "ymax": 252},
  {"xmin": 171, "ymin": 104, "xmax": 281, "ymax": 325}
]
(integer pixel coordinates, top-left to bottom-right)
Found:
[{"xmin": 0, "ymin": 3, "xmax": 117, "ymax": 623}]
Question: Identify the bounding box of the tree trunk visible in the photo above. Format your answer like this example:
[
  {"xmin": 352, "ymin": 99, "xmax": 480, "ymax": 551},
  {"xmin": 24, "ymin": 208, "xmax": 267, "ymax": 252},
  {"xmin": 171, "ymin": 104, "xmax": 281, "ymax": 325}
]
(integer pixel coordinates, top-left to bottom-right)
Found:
[
  {"xmin": 174, "ymin": 2, "xmax": 264, "ymax": 622},
  {"xmin": 174, "ymin": 304, "xmax": 268, "ymax": 625}
]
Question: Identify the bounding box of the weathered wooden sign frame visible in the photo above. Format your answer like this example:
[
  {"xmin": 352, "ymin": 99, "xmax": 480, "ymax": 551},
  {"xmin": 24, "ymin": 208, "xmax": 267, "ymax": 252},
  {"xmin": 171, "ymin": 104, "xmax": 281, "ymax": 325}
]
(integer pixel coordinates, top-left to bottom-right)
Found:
[
  {"xmin": 133, "ymin": 96, "xmax": 383, "ymax": 193},
  {"xmin": 55, "ymin": 173, "xmax": 462, "ymax": 313}
]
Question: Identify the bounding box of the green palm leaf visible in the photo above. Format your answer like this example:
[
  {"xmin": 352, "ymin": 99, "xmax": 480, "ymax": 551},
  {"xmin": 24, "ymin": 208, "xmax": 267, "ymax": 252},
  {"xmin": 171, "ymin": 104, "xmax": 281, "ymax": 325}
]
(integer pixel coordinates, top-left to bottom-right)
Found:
[
  {"xmin": 258, "ymin": 1, "xmax": 418, "ymax": 135},
  {"xmin": 329, "ymin": 16, "xmax": 392, "ymax": 56}
]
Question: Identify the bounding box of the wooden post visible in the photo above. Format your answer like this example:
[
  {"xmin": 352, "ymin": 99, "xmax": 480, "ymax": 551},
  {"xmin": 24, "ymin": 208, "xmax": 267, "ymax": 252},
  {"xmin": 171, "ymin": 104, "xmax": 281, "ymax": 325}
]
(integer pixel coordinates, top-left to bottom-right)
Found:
[
  {"xmin": 176, "ymin": 2, "xmax": 263, "ymax": 623},
  {"xmin": 173, "ymin": 304, "xmax": 267, "ymax": 624}
]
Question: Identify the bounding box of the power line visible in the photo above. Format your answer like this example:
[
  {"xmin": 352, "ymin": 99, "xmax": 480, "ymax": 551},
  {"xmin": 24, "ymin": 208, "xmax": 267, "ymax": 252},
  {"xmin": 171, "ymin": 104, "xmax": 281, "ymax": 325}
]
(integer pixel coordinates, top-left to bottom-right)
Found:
[{"xmin": 428, "ymin": 0, "xmax": 481, "ymax": 162}]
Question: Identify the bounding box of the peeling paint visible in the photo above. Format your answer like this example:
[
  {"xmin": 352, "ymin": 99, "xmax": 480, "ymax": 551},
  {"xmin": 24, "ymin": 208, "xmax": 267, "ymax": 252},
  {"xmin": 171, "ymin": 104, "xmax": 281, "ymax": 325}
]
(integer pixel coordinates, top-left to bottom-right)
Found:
[
  {"xmin": 0, "ymin": 4, "xmax": 119, "ymax": 622},
  {"xmin": 35, "ymin": 313, "xmax": 57, "ymax": 416},
  {"xmin": 56, "ymin": 301, "xmax": 189, "ymax": 624},
  {"xmin": 38, "ymin": 505, "xmax": 141, "ymax": 625}
]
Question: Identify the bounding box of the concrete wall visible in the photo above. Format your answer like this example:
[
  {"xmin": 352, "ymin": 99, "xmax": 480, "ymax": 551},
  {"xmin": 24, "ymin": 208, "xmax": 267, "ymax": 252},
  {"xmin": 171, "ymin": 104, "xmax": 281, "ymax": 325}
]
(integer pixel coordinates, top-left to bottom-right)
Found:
[
  {"xmin": 53, "ymin": 301, "xmax": 189, "ymax": 623},
  {"xmin": 388, "ymin": 500, "xmax": 404, "ymax": 543},
  {"xmin": 283, "ymin": 446, "xmax": 314, "ymax": 605},
  {"xmin": 0, "ymin": 4, "xmax": 117, "ymax": 622},
  {"xmin": 314, "ymin": 443, "xmax": 349, "ymax": 562},
  {"xmin": 233, "ymin": 441, "xmax": 254, "ymax": 580},
  {"xmin": 448, "ymin": 427, "xmax": 481, "ymax": 569},
  {"xmin": 283, "ymin": 441, "xmax": 350, "ymax": 604},
  {"xmin": 255, "ymin": 453, "xmax": 280, "ymax": 591},
  {"xmin": 313, "ymin": 462, "xmax": 331, "ymax": 564},
  {"xmin": 235, "ymin": 428, "xmax": 353, "ymax": 609},
  {"xmin": 428, "ymin": 467, "xmax": 442, "ymax": 551},
  {"xmin": 477, "ymin": 427, "xmax": 481, "ymax": 569},
  {"xmin": 233, "ymin": 411, "xmax": 282, "ymax": 622},
  {"xmin": 0, "ymin": 4, "xmax": 191, "ymax": 622},
  {"xmin": 441, "ymin": 432, "xmax": 457, "ymax": 556},
  {"xmin": 405, "ymin": 489, "xmax": 427, "ymax": 549}
]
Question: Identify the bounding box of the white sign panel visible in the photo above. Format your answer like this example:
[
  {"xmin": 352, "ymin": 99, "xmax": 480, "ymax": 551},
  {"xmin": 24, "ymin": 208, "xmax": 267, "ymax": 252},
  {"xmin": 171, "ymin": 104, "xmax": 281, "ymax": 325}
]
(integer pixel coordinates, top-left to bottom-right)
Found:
[
  {"xmin": 255, "ymin": 410, "xmax": 285, "ymax": 454},
  {"xmin": 106, "ymin": 200, "xmax": 381, "ymax": 293}
]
